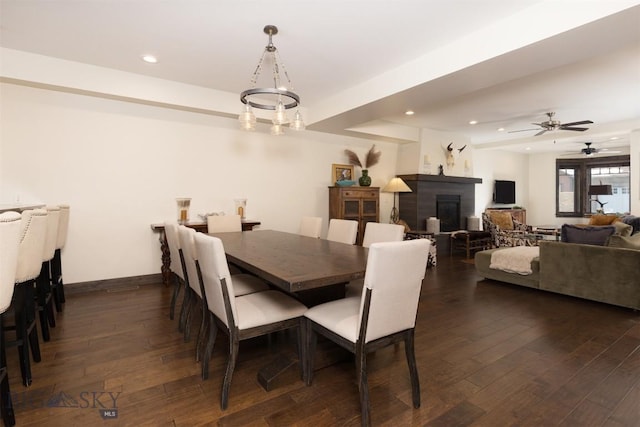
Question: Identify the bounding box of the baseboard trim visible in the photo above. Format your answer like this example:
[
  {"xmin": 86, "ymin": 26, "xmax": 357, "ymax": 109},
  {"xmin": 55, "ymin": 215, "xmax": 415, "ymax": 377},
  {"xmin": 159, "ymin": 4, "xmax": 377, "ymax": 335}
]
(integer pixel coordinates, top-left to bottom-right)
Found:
[{"xmin": 66, "ymin": 274, "xmax": 163, "ymax": 295}]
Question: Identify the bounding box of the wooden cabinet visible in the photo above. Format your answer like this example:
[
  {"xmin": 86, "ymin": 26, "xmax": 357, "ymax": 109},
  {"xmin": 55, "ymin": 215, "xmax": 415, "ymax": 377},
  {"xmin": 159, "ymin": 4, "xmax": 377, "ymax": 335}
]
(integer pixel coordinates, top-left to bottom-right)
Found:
[
  {"xmin": 485, "ymin": 208, "xmax": 526, "ymax": 224},
  {"xmin": 329, "ymin": 187, "xmax": 379, "ymax": 245}
]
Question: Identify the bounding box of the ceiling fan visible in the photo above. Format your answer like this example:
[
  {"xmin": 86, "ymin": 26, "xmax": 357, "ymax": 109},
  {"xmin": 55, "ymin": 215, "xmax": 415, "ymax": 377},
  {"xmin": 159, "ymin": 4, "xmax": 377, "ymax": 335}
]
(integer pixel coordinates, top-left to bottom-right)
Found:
[
  {"xmin": 581, "ymin": 142, "xmax": 598, "ymax": 156},
  {"xmin": 560, "ymin": 142, "xmax": 622, "ymax": 157},
  {"xmin": 509, "ymin": 112, "xmax": 593, "ymax": 136}
]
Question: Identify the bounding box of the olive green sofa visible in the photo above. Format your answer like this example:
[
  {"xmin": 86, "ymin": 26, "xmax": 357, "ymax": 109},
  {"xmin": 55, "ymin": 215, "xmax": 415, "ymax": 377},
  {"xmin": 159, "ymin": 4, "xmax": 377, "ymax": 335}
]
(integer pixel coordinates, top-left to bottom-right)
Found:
[{"xmin": 475, "ymin": 240, "xmax": 640, "ymax": 311}]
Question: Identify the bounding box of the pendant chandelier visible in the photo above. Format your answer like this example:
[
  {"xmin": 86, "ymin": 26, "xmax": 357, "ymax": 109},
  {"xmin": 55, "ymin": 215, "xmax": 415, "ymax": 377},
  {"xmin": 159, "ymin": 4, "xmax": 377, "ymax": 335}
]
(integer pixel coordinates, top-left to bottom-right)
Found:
[{"xmin": 239, "ymin": 25, "xmax": 305, "ymax": 134}]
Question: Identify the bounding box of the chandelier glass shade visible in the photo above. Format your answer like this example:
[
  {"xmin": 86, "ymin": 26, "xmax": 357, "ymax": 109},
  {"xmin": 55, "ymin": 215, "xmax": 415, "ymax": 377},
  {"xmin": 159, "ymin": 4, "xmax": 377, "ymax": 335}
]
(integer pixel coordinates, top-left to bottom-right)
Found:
[{"xmin": 239, "ymin": 25, "xmax": 304, "ymax": 134}]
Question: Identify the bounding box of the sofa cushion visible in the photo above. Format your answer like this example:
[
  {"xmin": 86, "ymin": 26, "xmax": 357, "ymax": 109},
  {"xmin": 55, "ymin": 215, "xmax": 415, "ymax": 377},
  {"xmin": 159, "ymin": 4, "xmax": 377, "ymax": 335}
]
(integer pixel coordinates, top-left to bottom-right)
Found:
[
  {"xmin": 588, "ymin": 214, "xmax": 618, "ymax": 225},
  {"xmin": 561, "ymin": 224, "xmax": 615, "ymax": 246},
  {"xmin": 607, "ymin": 233, "xmax": 640, "ymax": 250},
  {"xmin": 489, "ymin": 211, "xmax": 514, "ymax": 230}
]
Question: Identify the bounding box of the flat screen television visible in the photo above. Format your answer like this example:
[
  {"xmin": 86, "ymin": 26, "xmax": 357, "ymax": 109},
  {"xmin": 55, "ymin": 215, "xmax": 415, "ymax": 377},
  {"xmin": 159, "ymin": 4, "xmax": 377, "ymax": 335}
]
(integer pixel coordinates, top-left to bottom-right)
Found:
[{"xmin": 494, "ymin": 180, "xmax": 516, "ymax": 204}]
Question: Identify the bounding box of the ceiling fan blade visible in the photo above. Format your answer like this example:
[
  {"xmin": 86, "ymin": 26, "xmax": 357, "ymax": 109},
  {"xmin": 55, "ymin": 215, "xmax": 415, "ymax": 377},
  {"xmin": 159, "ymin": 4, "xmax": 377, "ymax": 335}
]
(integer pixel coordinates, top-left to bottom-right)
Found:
[
  {"xmin": 534, "ymin": 129, "xmax": 547, "ymax": 136},
  {"xmin": 507, "ymin": 128, "xmax": 539, "ymax": 133},
  {"xmin": 561, "ymin": 120, "xmax": 593, "ymax": 127},
  {"xmin": 561, "ymin": 126, "xmax": 589, "ymax": 131}
]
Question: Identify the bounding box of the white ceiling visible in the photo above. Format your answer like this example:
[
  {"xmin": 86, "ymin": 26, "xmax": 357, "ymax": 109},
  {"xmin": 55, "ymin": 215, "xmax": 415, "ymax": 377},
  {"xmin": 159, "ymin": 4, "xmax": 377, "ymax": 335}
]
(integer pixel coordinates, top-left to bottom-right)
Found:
[{"xmin": 1, "ymin": 0, "xmax": 639, "ymax": 155}]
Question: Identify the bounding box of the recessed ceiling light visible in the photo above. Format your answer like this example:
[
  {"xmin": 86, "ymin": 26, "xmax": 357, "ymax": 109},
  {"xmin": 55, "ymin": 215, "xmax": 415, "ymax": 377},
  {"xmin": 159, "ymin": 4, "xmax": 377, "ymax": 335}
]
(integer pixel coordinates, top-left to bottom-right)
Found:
[
  {"xmin": 405, "ymin": 110, "xmax": 414, "ymax": 116},
  {"xmin": 610, "ymin": 136, "xmax": 619, "ymax": 140},
  {"xmin": 525, "ymin": 147, "xmax": 531, "ymax": 151},
  {"xmin": 469, "ymin": 120, "xmax": 478, "ymax": 125},
  {"xmin": 141, "ymin": 55, "xmax": 158, "ymax": 64},
  {"xmin": 497, "ymin": 127, "xmax": 505, "ymax": 132}
]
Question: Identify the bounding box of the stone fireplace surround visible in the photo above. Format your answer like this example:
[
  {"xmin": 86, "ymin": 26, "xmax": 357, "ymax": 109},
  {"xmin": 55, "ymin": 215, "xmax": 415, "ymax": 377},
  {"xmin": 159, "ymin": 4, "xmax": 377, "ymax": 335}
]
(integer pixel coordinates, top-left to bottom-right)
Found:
[{"xmin": 397, "ymin": 174, "xmax": 482, "ymax": 232}]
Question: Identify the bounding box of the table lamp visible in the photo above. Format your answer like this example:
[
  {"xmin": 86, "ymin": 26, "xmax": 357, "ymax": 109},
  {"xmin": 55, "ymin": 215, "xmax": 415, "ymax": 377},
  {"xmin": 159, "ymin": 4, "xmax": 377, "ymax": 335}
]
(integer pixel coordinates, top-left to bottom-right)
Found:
[
  {"xmin": 588, "ymin": 184, "xmax": 612, "ymax": 213},
  {"xmin": 382, "ymin": 177, "xmax": 412, "ymax": 223}
]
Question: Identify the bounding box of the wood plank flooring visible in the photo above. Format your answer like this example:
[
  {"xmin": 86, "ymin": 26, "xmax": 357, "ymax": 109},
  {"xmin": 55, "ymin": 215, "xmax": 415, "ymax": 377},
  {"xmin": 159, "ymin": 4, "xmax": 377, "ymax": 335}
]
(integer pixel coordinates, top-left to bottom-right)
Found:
[{"xmin": 6, "ymin": 255, "xmax": 640, "ymax": 426}]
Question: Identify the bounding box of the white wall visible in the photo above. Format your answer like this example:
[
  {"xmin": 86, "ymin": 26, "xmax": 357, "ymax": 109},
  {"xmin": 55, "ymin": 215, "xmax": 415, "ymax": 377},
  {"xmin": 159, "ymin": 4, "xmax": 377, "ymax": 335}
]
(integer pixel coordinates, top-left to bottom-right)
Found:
[
  {"xmin": 397, "ymin": 128, "xmax": 472, "ymax": 175},
  {"xmin": 0, "ymin": 83, "xmax": 400, "ymax": 283},
  {"xmin": 472, "ymin": 149, "xmax": 529, "ymax": 217}
]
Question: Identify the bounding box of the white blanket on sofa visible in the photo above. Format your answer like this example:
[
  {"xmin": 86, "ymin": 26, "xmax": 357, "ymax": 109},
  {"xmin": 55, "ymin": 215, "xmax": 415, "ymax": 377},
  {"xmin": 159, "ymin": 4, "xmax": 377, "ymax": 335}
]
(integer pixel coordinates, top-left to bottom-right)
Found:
[{"xmin": 489, "ymin": 246, "xmax": 539, "ymax": 275}]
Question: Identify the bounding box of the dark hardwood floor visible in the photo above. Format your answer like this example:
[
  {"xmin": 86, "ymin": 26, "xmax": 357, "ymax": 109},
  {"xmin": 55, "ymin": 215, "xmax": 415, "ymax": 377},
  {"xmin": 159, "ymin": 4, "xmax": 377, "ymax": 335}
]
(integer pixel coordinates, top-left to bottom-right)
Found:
[{"xmin": 6, "ymin": 254, "xmax": 640, "ymax": 426}]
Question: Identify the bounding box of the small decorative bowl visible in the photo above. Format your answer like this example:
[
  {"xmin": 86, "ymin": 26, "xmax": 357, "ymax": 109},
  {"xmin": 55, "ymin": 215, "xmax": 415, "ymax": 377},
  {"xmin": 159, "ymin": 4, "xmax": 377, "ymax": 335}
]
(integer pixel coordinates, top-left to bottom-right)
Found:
[{"xmin": 335, "ymin": 180, "xmax": 356, "ymax": 187}]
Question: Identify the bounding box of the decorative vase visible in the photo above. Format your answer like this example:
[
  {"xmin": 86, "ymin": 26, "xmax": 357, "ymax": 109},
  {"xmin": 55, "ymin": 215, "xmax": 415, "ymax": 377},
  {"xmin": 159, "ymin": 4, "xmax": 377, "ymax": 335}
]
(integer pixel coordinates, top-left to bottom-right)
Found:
[{"xmin": 359, "ymin": 169, "xmax": 372, "ymax": 187}]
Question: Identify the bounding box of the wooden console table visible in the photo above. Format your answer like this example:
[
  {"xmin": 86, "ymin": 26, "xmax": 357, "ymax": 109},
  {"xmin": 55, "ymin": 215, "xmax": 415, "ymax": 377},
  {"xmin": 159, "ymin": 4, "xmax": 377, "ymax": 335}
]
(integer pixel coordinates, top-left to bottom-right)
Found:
[{"xmin": 150, "ymin": 219, "xmax": 260, "ymax": 286}]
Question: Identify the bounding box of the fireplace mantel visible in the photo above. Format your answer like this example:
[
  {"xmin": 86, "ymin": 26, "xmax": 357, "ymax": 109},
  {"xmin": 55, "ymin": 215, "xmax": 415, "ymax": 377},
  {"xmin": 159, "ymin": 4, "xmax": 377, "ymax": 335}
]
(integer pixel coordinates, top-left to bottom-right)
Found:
[
  {"xmin": 397, "ymin": 174, "xmax": 482, "ymax": 185},
  {"xmin": 397, "ymin": 174, "xmax": 482, "ymax": 231}
]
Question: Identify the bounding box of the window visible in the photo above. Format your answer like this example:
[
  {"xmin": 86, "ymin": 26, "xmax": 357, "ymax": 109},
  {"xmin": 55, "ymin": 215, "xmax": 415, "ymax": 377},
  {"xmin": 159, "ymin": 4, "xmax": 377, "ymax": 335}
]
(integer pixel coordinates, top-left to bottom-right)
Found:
[{"xmin": 556, "ymin": 155, "xmax": 630, "ymax": 217}]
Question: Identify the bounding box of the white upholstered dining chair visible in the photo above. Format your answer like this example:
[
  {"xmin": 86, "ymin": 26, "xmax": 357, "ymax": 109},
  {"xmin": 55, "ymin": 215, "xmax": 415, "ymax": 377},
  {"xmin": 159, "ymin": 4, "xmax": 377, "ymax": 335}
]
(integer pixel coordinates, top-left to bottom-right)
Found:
[
  {"xmin": 326, "ymin": 219, "xmax": 358, "ymax": 245},
  {"xmin": 164, "ymin": 222, "xmax": 185, "ymax": 322},
  {"xmin": 361, "ymin": 222, "xmax": 405, "ymax": 248},
  {"xmin": 345, "ymin": 221, "xmax": 406, "ymax": 298},
  {"xmin": 299, "ymin": 216, "xmax": 322, "ymax": 238},
  {"xmin": 194, "ymin": 233, "xmax": 307, "ymax": 409},
  {"xmin": 207, "ymin": 214, "xmax": 242, "ymax": 233},
  {"xmin": 303, "ymin": 239, "xmax": 430, "ymax": 426},
  {"xmin": 177, "ymin": 225, "xmax": 208, "ymax": 362}
]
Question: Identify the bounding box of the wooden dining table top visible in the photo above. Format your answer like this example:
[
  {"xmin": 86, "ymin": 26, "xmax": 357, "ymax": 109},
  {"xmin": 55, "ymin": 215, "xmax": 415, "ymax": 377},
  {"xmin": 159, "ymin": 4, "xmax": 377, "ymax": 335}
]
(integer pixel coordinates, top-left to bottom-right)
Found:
[{"xmin": 209, "ymin": 230, "xmax": 368, "ymax": 293}]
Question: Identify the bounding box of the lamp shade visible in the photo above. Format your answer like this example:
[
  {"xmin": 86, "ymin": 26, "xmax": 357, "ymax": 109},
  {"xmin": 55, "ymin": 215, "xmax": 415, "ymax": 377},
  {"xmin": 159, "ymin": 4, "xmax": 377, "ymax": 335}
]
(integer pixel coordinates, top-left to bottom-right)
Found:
[
  {"xmin": 382, "ymin": 177, "xmax": 412, "ymax": 193},
  {"xmin": 588, "ymin": 185, "xmax": 613, "ymax": 196}
]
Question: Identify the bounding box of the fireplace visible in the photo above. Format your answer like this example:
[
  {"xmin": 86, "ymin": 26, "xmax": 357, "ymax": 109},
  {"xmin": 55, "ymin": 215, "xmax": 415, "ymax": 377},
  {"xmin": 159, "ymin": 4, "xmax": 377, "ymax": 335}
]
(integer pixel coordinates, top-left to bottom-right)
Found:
[
  {"xmin": 436, "ymin": 195, "xmax": 460, "ymax": 232},
  {"xmin": 397, "ymin": 174, "xmax": 482, "ymax": 232}
]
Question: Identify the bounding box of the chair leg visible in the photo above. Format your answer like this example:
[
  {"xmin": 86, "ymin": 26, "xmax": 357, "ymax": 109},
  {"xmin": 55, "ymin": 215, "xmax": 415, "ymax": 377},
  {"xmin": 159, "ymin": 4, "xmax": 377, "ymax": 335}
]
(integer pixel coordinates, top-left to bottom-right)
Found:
[
  {"xmin": 201, "ymin": 312, "xmax": 218, "ymax": 381},
  {"xmin": 0, "ymin": 315, "xmax": 16, "ymax": 426},
  {"xmin": 221, "ymin": 334, "xmax": 239, "ymax": 410},
  {"xmin": 36, "ymin": 262, "xmax": 51, "ymax": 342},
  {"xmin": 178, "ymin": 286, "xmax": 191, "ymax": 333},
  {"xmin": 404, "ymin": 330, "xmax": 421, "ymax": 408},
  {"xmin": 51, "ymin": 251, "xmax": 64, "ymax": 312},
  {"xmin": 14, "ymin": 282, "xmax": 40, "ymax": 387},
  {"xmin": 24, "ymin": 283, "xmax": 41, "ymax": 364},
  {"xmin": 196, "ymin": 299, "xmax": 208, "ymax": 362},
  {"xmin": 184, "ymin": 292, "xmax": 195, "ymax": 343},
  {"xmin": 169, "ymin": 275, "xmax": 182, "ymax": 320},
  {"xmin": 356, "ymin": 346, "xmax": 371, "ymax": 427}
]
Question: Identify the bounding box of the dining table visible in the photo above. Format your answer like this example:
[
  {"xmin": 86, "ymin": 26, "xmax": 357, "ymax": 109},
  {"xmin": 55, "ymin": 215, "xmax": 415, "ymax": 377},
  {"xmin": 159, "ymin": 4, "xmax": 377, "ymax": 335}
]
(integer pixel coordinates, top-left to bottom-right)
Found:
[
  {"xmin": 209, "ymin": 229, "xmax": 369, "ymax": 390},
  {"xmin": 209, "ymin": 229, "xmax": 369, "ymax": 303}
]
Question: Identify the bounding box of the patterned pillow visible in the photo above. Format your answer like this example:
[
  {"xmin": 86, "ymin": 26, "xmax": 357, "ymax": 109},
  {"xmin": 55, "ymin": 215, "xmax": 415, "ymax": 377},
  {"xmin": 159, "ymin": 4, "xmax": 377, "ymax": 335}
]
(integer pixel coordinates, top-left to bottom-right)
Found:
[
  {"xmin": 489, "ymin": 211, "xmax": 514, "ymax": 230},
  {"xmin": 561, "ymin": 224, "xmax": 615, "ymax": 246},
  {"xmin": 607, "ymin": 233, "xmax": 640, "ymax": 250}
]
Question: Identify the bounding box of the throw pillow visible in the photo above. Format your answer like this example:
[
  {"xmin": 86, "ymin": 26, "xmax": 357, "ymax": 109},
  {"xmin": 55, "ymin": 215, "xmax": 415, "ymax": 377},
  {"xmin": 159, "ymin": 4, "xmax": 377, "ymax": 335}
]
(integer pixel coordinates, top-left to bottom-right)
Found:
[
  {"xmin": 489, "ymin": 211, "xmax": 514, "ymax": 230},
  {"xmin": 612, "ymin": 221, "xmax": 633, "ymax": 237},
  {"xmin": 588, "ymin": 214, "xmax": 618, "ymax": 225},
  {"xmin": 607, "ymin": 233, "xmax": 640, "ymax": 250},
  {"xmin": 561, "ymin": 224, "xmax": 615, "ymax": 246}
]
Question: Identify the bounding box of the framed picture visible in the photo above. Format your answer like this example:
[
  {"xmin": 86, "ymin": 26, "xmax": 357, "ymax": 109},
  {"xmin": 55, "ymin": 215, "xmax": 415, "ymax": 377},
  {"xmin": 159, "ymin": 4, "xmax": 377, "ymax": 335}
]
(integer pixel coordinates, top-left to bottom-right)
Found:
[{"xmin": 331, "ymin": 163, "xmax": 355, "ymax": 184}]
